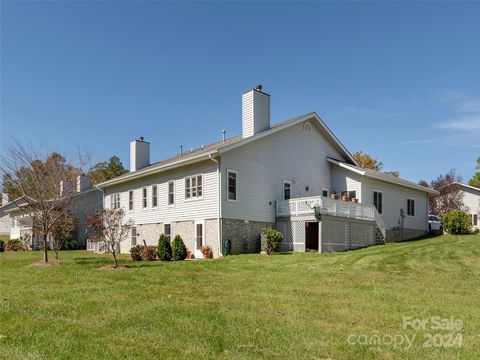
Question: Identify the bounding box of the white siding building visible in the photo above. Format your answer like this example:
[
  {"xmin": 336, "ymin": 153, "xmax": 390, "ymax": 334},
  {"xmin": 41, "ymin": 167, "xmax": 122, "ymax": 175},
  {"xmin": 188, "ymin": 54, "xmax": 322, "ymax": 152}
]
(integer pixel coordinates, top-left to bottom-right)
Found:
[
  {"xmin": 97, "ymin": 86, "xmax": 437, "ymax": 256},
  {"xmin": 455, "ymin": 183, "xmax": 480, "ymax": 229}
]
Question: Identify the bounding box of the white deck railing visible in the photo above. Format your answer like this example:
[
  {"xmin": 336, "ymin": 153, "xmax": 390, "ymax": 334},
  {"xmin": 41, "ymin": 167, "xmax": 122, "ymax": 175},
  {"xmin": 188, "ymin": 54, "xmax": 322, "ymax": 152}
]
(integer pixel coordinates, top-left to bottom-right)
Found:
[{"xmin": 276, "ymin": 196, "xmax": 385, "ymax": 239}]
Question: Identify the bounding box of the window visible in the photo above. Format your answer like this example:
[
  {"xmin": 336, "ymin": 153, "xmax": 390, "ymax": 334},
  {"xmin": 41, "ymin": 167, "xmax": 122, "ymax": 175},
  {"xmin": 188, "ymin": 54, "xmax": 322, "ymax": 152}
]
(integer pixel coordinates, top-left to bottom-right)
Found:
[
  {"xmin": 131, "ymin": 226, "xmax": 137, "ymax": 246},
  {"xmin": 373, "ymin": 191, "xmax": 383, "ymax": 214},
  {"xmin": 227, "ymin": 170, "xmax": 237, "ymax": 201},
  {"xmin": 111, "ymin": 193, "xmax": 120, "ymax": 209},
  {"xmin": 407, "ymin": 199, "xmax": 415, "ymax": 217},
  {"xmin": 152, "ymin": 185, "xmax": 158, "ymax": 207},
  {"xmin": 322, "ymin": 189, "xmax": 329, "ymax": 197},
  {"xmin": 142, "ymin": 187, "xmax": 147, "ymax": 208},
  {"xmin": 473, "ymin": 214, "xmax": 478, "ymax": 226},
  {"xmin": 168, "ymin": 181, "xmax": 175, "ymax": 205},
  {"xmin": 128, "ymin": 190, "xmax": 134, "ymax": 211},
  {"xmin": 164, "ymin": 224, "xmax": 171, "ymax": 241},
  {"xmin": 185, "ymin": 175, "xmax": 203, "ymax": 199},
  {"xmin": 283, "ymin": 181, "xmax": 292, "ymax": 200}
]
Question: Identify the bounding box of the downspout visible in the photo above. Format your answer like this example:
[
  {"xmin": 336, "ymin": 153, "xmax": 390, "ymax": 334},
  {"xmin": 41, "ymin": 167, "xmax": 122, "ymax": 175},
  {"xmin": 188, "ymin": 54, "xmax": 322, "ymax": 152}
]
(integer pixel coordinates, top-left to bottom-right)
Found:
[{"xmin": 209, "ymin": 153, "xmax": 222, "ymax": 256}]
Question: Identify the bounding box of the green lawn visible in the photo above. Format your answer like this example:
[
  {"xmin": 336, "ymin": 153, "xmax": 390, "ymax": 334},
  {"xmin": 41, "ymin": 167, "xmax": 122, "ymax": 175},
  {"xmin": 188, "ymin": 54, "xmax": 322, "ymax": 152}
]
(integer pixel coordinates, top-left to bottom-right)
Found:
[{"xmin": 1, "ymin": 235, "xmax": 479, "ymax": 360}]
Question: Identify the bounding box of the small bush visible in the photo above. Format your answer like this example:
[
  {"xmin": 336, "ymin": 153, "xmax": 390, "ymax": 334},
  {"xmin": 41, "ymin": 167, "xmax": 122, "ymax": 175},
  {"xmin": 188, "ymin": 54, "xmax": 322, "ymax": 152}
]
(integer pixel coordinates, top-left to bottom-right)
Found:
[
  {"xmin": 130, "ymin": 245, "xmax": 143, "ymax": 261},
  {"xmin": 64, "ymin": 240, "xmax": 79, "ymax": 250},
  {"xmin": 5, "ymin": 239, "xmax": 25, "ymax": 252},
  {"xmin": 261, "ymin": 228, "xmax": 283, "ymax": 255},
  {"xmin": 442, "ymin": 210, "xmax": 472, "ymax": 234},
  {"xmin": 201, "ymin": 245, "xmax": 213, "ymax": 259},
  {"xmin": 141, "ymin": 245, "xmax": 157, "ymax": 261},
  {"xmin": 171, "ymin": 235, "xmax": 187, "ymax": 261},
  {"xmin": 157, "ymin": 234, "xmax": 172, "ymax": 261}
]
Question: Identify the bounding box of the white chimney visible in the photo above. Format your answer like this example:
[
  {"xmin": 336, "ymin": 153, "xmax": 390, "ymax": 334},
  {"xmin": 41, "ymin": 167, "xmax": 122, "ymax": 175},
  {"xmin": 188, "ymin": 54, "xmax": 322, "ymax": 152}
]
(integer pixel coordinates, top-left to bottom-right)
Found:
[
  {"xmin": 1, "ymin": 193, "xmax": 9, "ymax": 206},
  {"xmin": 130, "ymin": 137, "xmax": 150, "ymax": 172},
  {"xmin": 77, "ymin": 175, "xmax": 91, "ymax": 192},
  {"xmin": 60, "ymin": 181, "xmax": 74, "ymax": 197},
  {"xmin": 242, "ymin": 85, "xmax": 270, "ymax": 138}
]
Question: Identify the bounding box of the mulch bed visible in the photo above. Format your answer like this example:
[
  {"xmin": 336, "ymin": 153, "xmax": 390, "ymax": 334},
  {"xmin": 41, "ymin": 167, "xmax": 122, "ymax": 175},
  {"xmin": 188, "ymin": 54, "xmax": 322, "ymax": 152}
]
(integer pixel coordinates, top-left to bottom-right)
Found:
[{"xmin": 28, "ymin": 260, "xmax": 60, "ymax": 268}]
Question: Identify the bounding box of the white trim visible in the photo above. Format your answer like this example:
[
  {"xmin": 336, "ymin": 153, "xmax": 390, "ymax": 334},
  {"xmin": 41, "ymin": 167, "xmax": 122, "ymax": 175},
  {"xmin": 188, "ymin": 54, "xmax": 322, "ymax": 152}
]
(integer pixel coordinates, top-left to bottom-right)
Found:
[
  {"xmin": 373, "ymin": 189, "xmax": 383, "ymax": 215},
  {"xmin": 194, "ymin": 219, "xmax": 205, "ymax": 258},
  {"xmin": 167, "ymin": 180, "xmax": 175, "ymax": 207},
  {"xmin": 128, "ymin": 190, "xmax": 134, "ymax": 212},
  {"xmin": 406, "ymin": 197, "xmax": 415, "ymax": 217},
  {"xmin": 226, "ymin": 169, "xmax": 238, "ymax": 202},
  {"xmin": 151, "ymin": 184, "xmax": 158, "ymax": 209},
  {"xmin": 184, "ymin": 174, "xmax": 204, "ymax": 202}
]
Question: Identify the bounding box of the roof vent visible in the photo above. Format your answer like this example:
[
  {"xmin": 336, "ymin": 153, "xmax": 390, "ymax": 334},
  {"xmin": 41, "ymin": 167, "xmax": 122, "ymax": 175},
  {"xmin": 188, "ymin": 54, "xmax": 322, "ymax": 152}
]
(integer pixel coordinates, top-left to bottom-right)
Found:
[{"xmin": 222, "ymin": 130, "xmax": 226, "ymax": 143}]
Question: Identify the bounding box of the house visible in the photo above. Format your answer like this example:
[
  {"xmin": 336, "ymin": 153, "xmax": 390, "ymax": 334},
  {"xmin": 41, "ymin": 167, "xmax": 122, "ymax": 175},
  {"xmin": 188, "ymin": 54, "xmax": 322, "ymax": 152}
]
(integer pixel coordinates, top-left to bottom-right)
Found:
[
  {"xmin": 95, "ymin": 86, "xmax": 437, "ymax": 257},
  {"xmin": 455, "ymin": 182, "xmax": 480, "ymax": 229},
  {"xmin": 0, "ymin": 194, "xmax": 11, "ymax": 238},
  {"xmin": 2, "ymin": 175, "xmax": 103, "ymax": 249}
]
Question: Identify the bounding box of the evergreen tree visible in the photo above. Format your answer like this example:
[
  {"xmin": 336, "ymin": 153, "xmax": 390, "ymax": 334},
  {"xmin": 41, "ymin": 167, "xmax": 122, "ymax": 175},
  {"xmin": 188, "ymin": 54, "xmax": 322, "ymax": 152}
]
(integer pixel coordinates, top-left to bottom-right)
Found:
[
  {"xmin": 157, "ymin": 234, "xmax": 172, "ymax": 261},
  {"xmin": 171, "ymin": 235, "xmax": 187, "ymax": 261}
]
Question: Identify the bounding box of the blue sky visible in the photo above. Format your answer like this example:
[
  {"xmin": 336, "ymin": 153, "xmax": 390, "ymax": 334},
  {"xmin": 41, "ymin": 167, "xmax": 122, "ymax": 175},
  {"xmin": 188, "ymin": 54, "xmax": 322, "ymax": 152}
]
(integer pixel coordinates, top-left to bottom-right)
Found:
[{"xmin": 1, "ymin": 1, "xmax": 479, "ymax": 183}]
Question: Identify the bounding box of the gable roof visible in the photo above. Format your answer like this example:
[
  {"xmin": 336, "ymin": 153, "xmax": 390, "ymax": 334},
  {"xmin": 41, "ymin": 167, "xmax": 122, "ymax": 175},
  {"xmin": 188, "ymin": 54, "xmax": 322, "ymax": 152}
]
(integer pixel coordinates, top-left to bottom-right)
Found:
[
  {"xmin": 452, "ymin": 182, "xmax": 480, "ymax": 194},
  {"xmin": 98, "ymin": 112, "xmax": 358, "ymax": 188},
  {"xmin": 326, "ymin": 157, "xmax": 439, "ymax": 195}
]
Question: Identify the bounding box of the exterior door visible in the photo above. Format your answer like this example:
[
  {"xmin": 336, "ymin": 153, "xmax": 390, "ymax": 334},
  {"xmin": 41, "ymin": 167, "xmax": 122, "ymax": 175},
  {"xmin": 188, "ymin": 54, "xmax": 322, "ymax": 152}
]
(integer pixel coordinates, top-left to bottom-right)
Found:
[{"xmin": 195, "ymin": 220, "xmax": 204, "ymax": 258}]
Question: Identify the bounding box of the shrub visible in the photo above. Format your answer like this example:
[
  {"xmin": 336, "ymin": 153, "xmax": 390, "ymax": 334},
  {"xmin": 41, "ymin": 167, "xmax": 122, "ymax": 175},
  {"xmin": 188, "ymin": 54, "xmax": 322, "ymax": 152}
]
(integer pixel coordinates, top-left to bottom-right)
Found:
[
  {"xmin": 171, "ymin": 235, "xmax": 187, "ymax": 261},
  {"xmin": 261, "ymin": 228, "xmax": 283, "ymax": 255},
  {"xmin": 0, "ymin": 240, "xmax": 4, "ymax": 252},
  {"xmin": 5, "ymin": 239, "xmax": 25, "ymax": 252},
  {"xmin": 130, "ymin": 245, "xmax": 143, "ymax": 261},
  {"xmin": 157, "ymin": 234, "xmax": 172, "ymax": 261},
  {"xmin": 64, "ymin": 240, "xmax": 79, "ymax": 250},
  {"xmin": 442, "ymin": 210, "xmax": 472, "ymax": 234},
  {"xmin": 200, "ymin": 245, "xmax": 213, "ymax": 259},
  {"xmin": 141, "ymin": 245, "xmax": 157, "ymax": 261}
]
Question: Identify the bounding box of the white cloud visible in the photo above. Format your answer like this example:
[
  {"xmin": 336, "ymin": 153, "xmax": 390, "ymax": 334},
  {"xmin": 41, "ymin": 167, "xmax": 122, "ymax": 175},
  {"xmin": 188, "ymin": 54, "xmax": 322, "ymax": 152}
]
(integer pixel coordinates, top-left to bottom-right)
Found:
[{"xmin": 437, "ymin": 115, "xmax": 480, "ymax": 132}]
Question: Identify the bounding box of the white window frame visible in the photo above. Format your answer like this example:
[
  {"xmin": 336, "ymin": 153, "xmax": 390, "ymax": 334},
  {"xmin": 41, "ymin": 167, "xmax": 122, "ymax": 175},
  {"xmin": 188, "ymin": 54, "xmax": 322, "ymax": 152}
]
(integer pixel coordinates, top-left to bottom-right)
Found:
[
  {"xmin": 168, "ymin": 181, "xmax": 175, "ymax": 206},
  {"xmin": 152, "ymin": 185, "xmax": 158, "ymax": 208},
  {"xmin": 322, "ymin": 188, "xmax": 329, "ymax": 197},
  {"xmin": 283, "ymin": 181, "xmax": 292, "ymax": 200},
  {"xmin": 164, "ymin": 223, "xmax": 171, "ymax": 242},
  {"xmin": 407, "ymin": 198, "xmax": 415, "ymax": 217},
  {"xmin": 128, "ymin": 190, "xmax": 134, "ymax": 212},
  {"xmin": 111, "ymin": 193, "xmax": 120, "ymax": 209},
  {"xmin": 142, "ymin": 187, "xmax": 148, "ymax": 209},
  {"xmin": 227, "ymin": 169, "xmax": 237, "ymax": 202},
  {"xmin": 185, "ymin": 174, "xmax": 203, "ymax": 201},
  {"xmin": 194, "ymin": 219, "xmax": 205, "ymax": 257},
  {"xmin": 131, "ymin": 226, "xmax": 137, "ymax": 247},
  {"xmin": 373, "ymin": 190, "xmax": 383, "ymax": 215}
]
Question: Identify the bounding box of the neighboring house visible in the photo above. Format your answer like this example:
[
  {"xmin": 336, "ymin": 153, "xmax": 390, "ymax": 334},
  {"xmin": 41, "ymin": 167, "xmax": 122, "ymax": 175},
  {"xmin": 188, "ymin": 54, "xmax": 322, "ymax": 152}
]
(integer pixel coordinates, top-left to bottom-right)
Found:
[
  {"xmin": 0, "ymin": 194, "xmax": 11, "ymax": 237},
  {"xmin": 455, "ymin": 182, "xmax": 480, "ymax": 230},
  {"xmin": 96, "ymin": 86, "xmax": 437, "ymax": 257},
  {"xmin": 2, "ymin": 175, "xmax": 103, "ymax": 248}
]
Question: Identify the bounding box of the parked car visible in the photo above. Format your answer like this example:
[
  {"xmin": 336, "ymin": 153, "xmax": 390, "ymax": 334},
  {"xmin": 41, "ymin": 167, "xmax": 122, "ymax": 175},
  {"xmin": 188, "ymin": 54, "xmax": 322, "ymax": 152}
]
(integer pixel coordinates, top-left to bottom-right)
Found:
[{"xmin": 428, "ymin": 215, "xmax": 442, "ymax": 233}]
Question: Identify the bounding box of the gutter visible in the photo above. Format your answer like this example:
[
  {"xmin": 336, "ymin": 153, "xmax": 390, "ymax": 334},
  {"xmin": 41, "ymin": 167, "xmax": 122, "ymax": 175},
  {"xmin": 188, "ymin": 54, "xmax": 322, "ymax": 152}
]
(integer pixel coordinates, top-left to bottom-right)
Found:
[
  {"xmin": 98, "ymin": 151, "xmax": 219, "ymax": 188},
  {"xmin": 208, "ymin": 153, "xmax": 223, "ymax": 256}
]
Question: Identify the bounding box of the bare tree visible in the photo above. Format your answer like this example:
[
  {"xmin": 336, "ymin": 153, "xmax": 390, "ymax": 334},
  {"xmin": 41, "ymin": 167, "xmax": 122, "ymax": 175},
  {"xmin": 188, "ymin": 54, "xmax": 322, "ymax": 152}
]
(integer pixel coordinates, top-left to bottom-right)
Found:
[
  {"xmin": 50, "ymin": 210, "xmax": 78, "ymax": 260},
  {"xmin": 0, "ymin": 140, "xmax": 82, "ymax": 263},
  {"xmin": 85, "ymin": 208, "xmax": 133, "ymax": 268},
  {"xmin": 429, "ymin": 169, "xmax": 465, "ymax": 215}
]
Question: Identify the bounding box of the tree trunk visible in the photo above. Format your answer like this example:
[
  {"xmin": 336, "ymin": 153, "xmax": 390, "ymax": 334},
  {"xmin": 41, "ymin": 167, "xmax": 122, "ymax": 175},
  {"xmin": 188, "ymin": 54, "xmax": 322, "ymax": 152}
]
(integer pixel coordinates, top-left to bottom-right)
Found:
[
  {"xmin": 112, "ymin": 250, "xmax": 118, "ymax": 268},
  {"xmin": 43, "ymin": 233, "xmax": 48, "ymax": 263}
]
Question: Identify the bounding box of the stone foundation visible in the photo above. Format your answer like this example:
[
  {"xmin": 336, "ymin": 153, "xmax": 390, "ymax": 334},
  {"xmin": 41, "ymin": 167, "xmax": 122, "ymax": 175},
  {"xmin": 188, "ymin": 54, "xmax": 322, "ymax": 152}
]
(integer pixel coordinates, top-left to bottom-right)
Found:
[
  {"xmin": 221, "ymin": 218, "xmax": 274, "ymax": 255},
  {"xmin": 385, "ymin": 228, "xmax": 427, "ymax": 243}
]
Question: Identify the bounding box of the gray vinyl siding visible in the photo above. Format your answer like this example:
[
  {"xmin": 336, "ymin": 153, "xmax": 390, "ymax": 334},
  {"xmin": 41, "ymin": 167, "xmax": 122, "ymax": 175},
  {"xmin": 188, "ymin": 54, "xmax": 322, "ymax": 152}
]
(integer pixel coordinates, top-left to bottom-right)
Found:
[
  {"xmin": 103, "ymin": 160, "xmax": 219, "ymax": 224},
  {"xmin": 220, "ymin": 120, "xmax": 345, "ymax": 223},
  {"xmin": 460, "ymin": 187, "xmax": 480, "ymax": 228},
  {"xmin": 361, "ymin": 177, "xmax": 428, "ymax": 231}
]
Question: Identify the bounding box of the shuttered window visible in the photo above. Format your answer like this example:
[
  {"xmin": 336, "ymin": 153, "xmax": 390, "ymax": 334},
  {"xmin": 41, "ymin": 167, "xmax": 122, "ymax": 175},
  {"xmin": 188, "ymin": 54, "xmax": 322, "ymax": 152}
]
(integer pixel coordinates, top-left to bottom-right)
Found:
[
  {"xmin": 128, "ymin": 190, "xmax": 133, "ymax": 211},
  {"xmin": 407, "ymin": 199, "xmax": 415, "ymax": 216},
  {"xmin": 227, "ymin": 170, "xmax": 237, "ymax": 201},
  {"xmin": 152, "ymin": 185, "xmax": 158, "ymax": 207},
  {"xmin": 142, "ymin": 187, "xmax": 147, "ymax": 208},
  {"xmin": 168, "ymin": 181, "xmax": 175, "ymax": 205}
]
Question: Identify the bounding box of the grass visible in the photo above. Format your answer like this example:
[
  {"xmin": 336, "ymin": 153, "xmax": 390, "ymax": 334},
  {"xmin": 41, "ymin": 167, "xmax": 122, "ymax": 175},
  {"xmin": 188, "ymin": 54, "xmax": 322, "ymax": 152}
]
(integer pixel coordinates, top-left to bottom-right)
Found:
[{"xmin": 0, "ymin": 234, "xmax": 479, "ymax": 360}]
